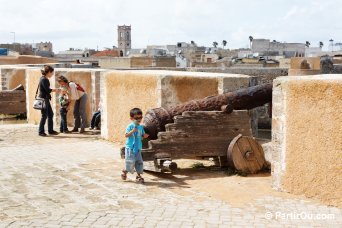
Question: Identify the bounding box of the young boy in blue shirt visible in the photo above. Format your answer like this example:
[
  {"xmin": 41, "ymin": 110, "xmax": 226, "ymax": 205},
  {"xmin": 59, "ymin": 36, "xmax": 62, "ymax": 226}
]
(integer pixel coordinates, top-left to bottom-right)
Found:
[{"xmin": 121, "ymin": 108, "xmax": 149, "ymax": 183}]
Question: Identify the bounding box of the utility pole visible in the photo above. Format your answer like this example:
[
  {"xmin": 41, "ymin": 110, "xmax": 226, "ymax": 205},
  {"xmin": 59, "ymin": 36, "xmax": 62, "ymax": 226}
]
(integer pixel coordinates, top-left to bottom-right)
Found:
[
  {"xmin": 10, "ymin": 32, "xmax": 16, "ymax": 52},
  {"xmin": 10, "ymin": 32, "xmax": 15, "ymax": 43}
]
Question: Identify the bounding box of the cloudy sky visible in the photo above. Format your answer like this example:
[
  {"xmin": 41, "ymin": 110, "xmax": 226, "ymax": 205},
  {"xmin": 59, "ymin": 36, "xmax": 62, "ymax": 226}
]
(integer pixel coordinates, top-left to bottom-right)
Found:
[{"xmin": 0, "ymin": 0, "xmax": 341, "ymax": 52}]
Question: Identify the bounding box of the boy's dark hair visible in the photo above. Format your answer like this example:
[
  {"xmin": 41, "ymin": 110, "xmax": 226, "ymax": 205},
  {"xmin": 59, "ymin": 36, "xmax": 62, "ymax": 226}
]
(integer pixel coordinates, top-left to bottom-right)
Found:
[
  {"xmin": 41, "ymin": 65, "xmax": 54, "ymax": 76},
  {"xmin": 130, "ymin": 108, "xmax": 143, "ymax": 117}
]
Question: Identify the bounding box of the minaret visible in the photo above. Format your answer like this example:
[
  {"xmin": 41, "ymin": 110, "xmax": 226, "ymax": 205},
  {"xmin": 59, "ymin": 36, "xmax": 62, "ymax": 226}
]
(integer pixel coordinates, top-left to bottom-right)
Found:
[{"xmin": 117, "ymin": 25, "xmax": 131, "ymax": 57}]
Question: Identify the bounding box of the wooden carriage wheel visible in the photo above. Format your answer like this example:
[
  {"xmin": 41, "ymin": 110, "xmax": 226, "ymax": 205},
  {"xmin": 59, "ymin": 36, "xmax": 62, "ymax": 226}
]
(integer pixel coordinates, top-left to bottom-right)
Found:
[{"xmin": 227, "ymin": 134, "xmax": 265, "ymax": 174}]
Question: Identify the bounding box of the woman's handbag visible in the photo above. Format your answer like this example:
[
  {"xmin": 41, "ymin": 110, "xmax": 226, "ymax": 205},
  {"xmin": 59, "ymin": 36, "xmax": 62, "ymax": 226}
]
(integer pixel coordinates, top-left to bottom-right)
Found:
[{"xmin": 33, "ymin": 84, "xmax": 46, "ymax": 110}]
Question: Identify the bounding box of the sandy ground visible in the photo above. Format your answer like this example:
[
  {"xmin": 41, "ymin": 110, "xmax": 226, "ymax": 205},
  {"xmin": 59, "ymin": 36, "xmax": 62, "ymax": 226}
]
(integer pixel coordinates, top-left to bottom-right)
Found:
[
  {"xmin": 146, "ymin": 162, "xmax": 311, "ymax": 208},
  {"xmin": 0, "ymin": 124, "xmax": 340, "ymax": 227},
  {"xmin": 0, "ymin": 123, "xmax": 320, "ymax": 208}
]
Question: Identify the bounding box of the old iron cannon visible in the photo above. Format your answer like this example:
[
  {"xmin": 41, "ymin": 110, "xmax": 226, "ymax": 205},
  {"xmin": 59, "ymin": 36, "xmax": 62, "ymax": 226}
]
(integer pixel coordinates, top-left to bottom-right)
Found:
[
  {"xmin": 121, "ymin": 83, "xmax": 274, "ymax": 174},
  {"xmin": 143, "ymin": 83, "xmax": 272, "ymax": 140}
]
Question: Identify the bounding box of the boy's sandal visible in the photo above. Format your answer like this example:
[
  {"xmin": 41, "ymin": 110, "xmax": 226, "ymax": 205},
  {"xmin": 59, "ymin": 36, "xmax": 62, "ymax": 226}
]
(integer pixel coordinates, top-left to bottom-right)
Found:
[
  {"xmin": 121, "ymin": 171, "xmax": 127, "ymax": 180},
  {"xmin": 136, "ymin": 176, "xmax": 144, "ymax": 183}
]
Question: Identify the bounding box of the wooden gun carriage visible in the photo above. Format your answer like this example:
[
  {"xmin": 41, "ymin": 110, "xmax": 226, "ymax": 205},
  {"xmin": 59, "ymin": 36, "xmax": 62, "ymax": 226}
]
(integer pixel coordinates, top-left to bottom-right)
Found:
[
  {"xmin": 122, "ymin": 84, "xmax": 272, "ymax": 174},
  {"xmin": 0, "ymin": 85, "xmax": 26, "ymax": 115}
]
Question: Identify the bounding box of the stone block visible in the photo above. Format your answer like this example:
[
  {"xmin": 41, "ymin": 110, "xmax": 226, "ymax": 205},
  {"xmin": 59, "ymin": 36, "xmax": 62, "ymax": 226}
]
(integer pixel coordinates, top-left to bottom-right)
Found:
[
  {"xmin": 290, "ymin": 57, "xmax": 321, "ymax": 70},
  {"xmin": 0, "ymin": 66, "xmax": 27, "ymax": 91},
  {"xmin": 101, "ymin": 70, "xmax": 160, "ymax": 142},
  {"xmin": 272, "ymin": 74, "xmax": 342, "ymax": 207}
]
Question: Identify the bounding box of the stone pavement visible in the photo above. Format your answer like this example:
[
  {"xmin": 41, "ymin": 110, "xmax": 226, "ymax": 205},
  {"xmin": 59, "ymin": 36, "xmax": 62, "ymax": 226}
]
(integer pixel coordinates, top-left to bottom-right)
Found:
[{"xmin": 0, "ymin": 124, "xmax": 341, "ymax": 227}]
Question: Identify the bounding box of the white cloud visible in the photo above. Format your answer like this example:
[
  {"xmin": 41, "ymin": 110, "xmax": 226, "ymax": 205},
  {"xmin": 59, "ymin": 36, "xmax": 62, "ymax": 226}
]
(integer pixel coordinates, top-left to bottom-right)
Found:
[{"xmin": 0, "ymin": 0, "xmax": 341, "ymax": 52}]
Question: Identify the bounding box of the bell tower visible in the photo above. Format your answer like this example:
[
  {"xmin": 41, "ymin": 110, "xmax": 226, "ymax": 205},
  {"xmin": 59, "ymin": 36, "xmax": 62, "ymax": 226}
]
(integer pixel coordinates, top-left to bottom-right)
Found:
[{"xmin": 117, "ymin": 25, "xmax": 131, "ymax": 57}]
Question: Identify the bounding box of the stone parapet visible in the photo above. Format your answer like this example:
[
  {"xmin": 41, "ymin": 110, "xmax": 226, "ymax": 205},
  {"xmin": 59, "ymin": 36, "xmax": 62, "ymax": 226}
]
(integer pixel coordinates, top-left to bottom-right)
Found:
[
  {"xmin": 100, "ymin": 70, "xmax": 254, "ymax": 143},
  {"xmin": 272, "ymin": 74, "xmax": 342, "ymax": 207}
]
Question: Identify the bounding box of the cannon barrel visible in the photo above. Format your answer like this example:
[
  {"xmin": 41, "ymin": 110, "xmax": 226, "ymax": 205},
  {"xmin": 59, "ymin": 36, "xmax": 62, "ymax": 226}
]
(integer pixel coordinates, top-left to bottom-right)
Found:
[{"xmin": 144, "ymin": 83, "xmax": 272, "ymax": 139}]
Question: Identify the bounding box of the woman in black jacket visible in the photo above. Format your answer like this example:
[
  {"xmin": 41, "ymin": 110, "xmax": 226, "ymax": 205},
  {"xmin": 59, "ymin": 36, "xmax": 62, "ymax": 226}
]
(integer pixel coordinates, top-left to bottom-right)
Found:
[{"xmin": 38, "ymin": 65, "xmax": 59, "ymax": 136}]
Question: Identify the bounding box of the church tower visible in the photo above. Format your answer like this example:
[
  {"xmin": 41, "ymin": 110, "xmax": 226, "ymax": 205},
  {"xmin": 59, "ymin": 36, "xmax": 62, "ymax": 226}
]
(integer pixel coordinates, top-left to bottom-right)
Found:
[{"xmin": 117, "ymin": 25, "xmax": 131, "ymax": 57}]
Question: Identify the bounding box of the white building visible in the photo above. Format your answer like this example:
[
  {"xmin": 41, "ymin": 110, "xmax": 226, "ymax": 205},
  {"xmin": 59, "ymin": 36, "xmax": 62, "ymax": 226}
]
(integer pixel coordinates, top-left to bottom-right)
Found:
[
  {"xmin": 176, "ymin": 54, "xmax": 187, "ymax": 68},
  {"xmin": 252, "ymin": 39, "xmax": 305, "ymax": 57},
  {"xmin": 305, "ymin": 47, "xmax": 323, "ymax": 57},
  {"xmin": 55, "ymin": 49, "xmax": 93, "ymax": 59}
]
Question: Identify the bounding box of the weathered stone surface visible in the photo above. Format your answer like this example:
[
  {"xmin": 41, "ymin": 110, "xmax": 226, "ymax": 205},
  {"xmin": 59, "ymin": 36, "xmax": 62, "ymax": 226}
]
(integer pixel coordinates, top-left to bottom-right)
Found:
[
  {"xmin": 272, "ymin": 74, "xmax": 342, "ymax": 207},
  {"xmin": 0, "ymin": 66, "xmax": 27, "ymax": 91},
  {"xmin": 98, "ymin": 56, "xmax": 176, "ymax": 68},
  {"xmin": 290, "ymin": 57, "xmax": 321, "ymax": 70},
  {"xmin": 288, "ymin": 57, "xmax": 322, "ymax": 76},
  {"xmin": 160, "ymin": 75, "xmax": 219, "ymax": 108},
  {"xmin": 101, "ymin": 70, "xmax": 160, "ymax": 142},
  {"xmin": 101, "ymin": 70, "xmax": 253, "ymax": 143}
]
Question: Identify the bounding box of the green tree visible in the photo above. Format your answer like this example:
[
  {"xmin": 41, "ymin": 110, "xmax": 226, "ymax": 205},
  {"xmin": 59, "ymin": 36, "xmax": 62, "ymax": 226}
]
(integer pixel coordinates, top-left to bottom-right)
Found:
[
  {"xmin": 222, "ymin": 40, "xmax": 227, "ymax": 49},
  {"xmin": 249, "ymin": 36, "xmax": 253, "ymax": 48},
  {"xmin": 319, "ymin": 41, "xmax": 324, "ymax": 48}
]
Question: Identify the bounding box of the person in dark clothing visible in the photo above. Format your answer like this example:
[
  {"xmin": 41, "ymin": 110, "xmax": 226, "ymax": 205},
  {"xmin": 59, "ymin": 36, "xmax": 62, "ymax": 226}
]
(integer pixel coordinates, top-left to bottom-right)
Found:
[
  {"xmin": 90, "ymin": 111, "xmax": 101, "ymax": 130},
  {"xmin": 89, "ymin": 102, "xmax": 101, "ymax": 130},
  {"xmin": 38, "ymin": 65, "xmax": 60, "ymax": 137}
]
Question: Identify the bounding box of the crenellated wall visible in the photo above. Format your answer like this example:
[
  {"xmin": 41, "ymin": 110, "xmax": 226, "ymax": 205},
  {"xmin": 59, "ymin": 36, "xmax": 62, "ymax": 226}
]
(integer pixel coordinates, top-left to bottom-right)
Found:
[
  {"xmin": 25, "ymin": 68, "xmax": 103, "ymax": 128},
  {"xmin": 2, "ymin": 66, "xmax": 257, "ymax": 142},
  {"xmin": 101, "ymin": 70, "xmax": 255, "ymax": 143},
  {"xmin": 98, "ymin": 56, "xmax": 176, "ymax": 68}
]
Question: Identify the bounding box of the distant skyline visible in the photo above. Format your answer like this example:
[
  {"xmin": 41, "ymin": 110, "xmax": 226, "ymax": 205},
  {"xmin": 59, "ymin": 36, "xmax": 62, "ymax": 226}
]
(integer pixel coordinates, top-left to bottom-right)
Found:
[{"xmin": 0, "ymin": 0, "xmax": 341, "ymax": 52}]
